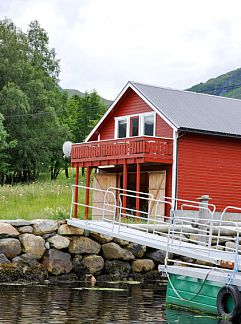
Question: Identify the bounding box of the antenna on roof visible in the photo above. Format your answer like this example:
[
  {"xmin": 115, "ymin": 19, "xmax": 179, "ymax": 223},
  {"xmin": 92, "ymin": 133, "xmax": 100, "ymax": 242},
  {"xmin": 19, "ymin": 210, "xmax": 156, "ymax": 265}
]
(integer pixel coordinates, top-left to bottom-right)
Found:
[{"xmin": 63, "ymin": 141, "xmax": 72, "ymax": 158}]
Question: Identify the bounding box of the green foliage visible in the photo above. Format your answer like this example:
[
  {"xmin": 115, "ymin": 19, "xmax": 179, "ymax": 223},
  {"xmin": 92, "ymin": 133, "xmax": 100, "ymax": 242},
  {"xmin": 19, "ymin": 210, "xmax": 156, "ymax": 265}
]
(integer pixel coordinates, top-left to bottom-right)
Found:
[
  {"xmin": 0, "ymin": 18, "xmax": 108, "ymax": 184},
  {"xmin": 0, "ymin": 18, "xmax": 70, "ymax": 183},
  {"xmin": 65, "ymin": 90, "xmax": 108, "ymax": 142}
]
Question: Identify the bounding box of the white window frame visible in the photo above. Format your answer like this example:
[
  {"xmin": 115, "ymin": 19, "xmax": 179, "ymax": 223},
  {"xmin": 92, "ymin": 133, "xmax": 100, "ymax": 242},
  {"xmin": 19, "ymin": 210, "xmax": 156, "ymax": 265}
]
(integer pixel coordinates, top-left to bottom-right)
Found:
[{"xmin": 115, "ymin": 112, "xmax": 156, "ymax": 139}]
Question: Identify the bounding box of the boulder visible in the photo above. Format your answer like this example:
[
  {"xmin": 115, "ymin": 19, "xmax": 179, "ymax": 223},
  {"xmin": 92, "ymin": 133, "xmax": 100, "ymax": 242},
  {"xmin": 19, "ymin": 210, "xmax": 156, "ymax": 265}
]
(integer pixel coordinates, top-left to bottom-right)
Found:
[
  {"xmin": 102, "ymin": 242, "xmax": 135, "ymax": 260},
  {"xmin": 225, "ymin": 241, "xmax": 241, "ymax": 252},
  {"xmin": 105, "ymin": 260, "xmax": 131, "ymax": 277},
  {"xmin": 145, "ymin": 249, "xmax": 171, "ymax": 264},
  {"xmin": 58, "ymin": 224, "xmax": 84, "ymax": 236},
  {"xmin": 0, "ymin": 253, "xmax": 10, "ymax": 265},
  {"xmin": 69, "ymin": 236, "xmax": 101, "ymax": 255},
  {"xmin": 80, "ymin": 255, "xmax": 104, "ymax": 274},
  {"xmin": 41, "ymin": 249, "xmax": 73, "ymax": 275},
  {"xmin": 48, "ymin": 235, "xmax": 70, "ymax": 249},
  {"xmin": 113, "ymin": 238, "xmax": 129, "ymax": 246},
  {"xmin": 33, "ymin": 220, "xmax": 58, "ymax": 235},
  {"xmin": 132, "ymin": 259, "xmax": 155, "ymax": 273},
  {"xmin": 0, "ymin": 238, "xmax": 21, "ymax": 258},
  {"xmin": 20, "ymin": 234, "xmax": 46, "ymax": 259},
  {"xmin": 18, "ymin": 226, "xmax": 33, "ymax": 234},
  {"xmin": 12, "ymin": 253, "xmax": 39, "ymax": 267},
  {"xmin": 90, "ymin": 232, "xmax": 113, "ymax": 244},
  {"xmin": 72, "ymin": 255, "xmax": 83, "ymax": 271},
  {"xmin": 0, "ymin": 220, "xmax": 31, "ymax": 227},
  {"xmin": 125, "ymin": 243, "xmax": 146, "ymax": 258},
  {"xmin": 0, "ymin": 223, "xmax": 19, "ymax": 238}
]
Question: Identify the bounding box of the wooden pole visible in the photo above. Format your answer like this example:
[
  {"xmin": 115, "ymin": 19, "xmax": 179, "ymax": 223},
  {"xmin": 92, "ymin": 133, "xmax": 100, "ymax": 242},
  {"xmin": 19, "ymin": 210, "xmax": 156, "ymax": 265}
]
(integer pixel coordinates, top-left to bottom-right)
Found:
[
  {"xmin": 122, "ymin": 160, "xmax": 128, "ymax": 218},
  {"xmin": 74, "ymin": 166, "xmax": 79, "ymax": 218},
  {"xmin": 85, "ymin": 166, "xmax": 91, "ymax": 219},
  {"xmin": 136, "ymin": 162, "xmax": 141, "ymax": 220}
]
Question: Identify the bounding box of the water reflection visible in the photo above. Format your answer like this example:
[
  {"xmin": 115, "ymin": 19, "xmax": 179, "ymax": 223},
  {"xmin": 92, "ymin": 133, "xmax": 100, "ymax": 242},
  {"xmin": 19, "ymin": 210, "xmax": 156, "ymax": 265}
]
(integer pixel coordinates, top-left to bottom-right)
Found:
[{"xmin": 0, "ymin": 283, "xmax": 228, "ymax": 323}]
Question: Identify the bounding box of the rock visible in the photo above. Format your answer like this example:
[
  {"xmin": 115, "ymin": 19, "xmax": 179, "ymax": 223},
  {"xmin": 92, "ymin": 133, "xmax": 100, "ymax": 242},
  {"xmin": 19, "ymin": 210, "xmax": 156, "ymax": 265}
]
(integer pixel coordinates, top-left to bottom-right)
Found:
[
  {"xmin": 72, "ymin": 255, "xmax": 83, "ymax": 270},
  {"xmin": 42, "ymin": 233, "xmax": 56, "ymax": 239},
  {"xmin": 0, "ymin": 220, "xmax": 31, "ymax": 227},
  {"xmin": 20, "ymin": 234, "xmax": 46, "ymax": 259},
  {"xmin": 0, "ymin": 238, "xmax": 21, "ymax": 258},
  {"xmin": 113, "ymin": 238, "xmax": 129, "ymax": 246},
  {"xmin": 90, "ymin": 232, "xmax": 113, "ymax": 244},
  {"xmin": 145, "ymin": 249, "xmax": 171, "ymax": 264},
  {"xmin": 41, "ymin": 249, "xmax": 73, "ymax": 275},
  {"xmin": 0, "ymin": 253, "xmax": 10, "ymax": 265},
  {"xmin": 84, "ymin": 230, "xmax": 90, "ymax": 237},
  {"xmin": 102, "ymin": 243, "xmax": 135, "ymax": 260},
  {"xmin": 18, "ymin": 226, "xmax": 33, "ymax": 234},
  {"xmin": 105, "ymin": 260, "xmax": 131, "ymax": 278},
  {"xmin": 80, "ymin": 255, "xmax": 104, "ymax": 274},
  {"xmin": 132, "ymin": 259, "xmax": 155, "ymax": 273},
  {"xmin": 12, "ymin": 253, "xmax": 39, "ymax": 267},
  {"xmin": 0, "ymin": 223, "xmax": 19, "ymax": 238},
  {"xmin": 69, "ymin": 236, "xmax": 101, "ymax": 255},
  {"xmin": 48, "ymin": 235, "xmax": 70, "ymax": 249},
  {"xmin": 45, "ymin": 242, "xmax": 50, "ymax": 250},
  {"xmin": 33, "ymin": 220, "xmax": 58, "ymax": 235},
  {"xmin": 58, "ymin": 224, "xmax": 84, "ymax": 236},
  {"xmin": 125, "ymin": 243, "xmax": 146, "ymax": 258},
  {"xmin": 225, "ymin": 241, "xmax": 241, "ymax": 252}
]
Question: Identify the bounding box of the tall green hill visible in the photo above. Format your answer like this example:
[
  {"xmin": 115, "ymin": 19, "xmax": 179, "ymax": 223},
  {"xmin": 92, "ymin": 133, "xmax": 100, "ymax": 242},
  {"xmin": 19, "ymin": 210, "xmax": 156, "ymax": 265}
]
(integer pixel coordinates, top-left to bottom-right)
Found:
[{"xmin": 187, "ymin": 68, "xmax": 241, "ymax": 99}]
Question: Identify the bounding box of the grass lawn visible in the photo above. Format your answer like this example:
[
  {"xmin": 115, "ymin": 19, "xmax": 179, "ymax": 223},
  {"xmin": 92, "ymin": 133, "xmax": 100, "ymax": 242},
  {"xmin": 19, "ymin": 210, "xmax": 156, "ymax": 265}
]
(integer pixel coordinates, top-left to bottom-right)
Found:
[{"xmin": 0, "ymin": 170, "xmax": 87, "ymax": 220}]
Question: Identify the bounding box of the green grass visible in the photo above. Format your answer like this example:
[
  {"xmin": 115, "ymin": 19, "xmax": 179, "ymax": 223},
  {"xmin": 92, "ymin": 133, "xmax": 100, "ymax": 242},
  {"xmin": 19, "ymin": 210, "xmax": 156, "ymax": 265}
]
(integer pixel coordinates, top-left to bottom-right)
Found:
[{"xmin": 0, "ymin": 170, "xmax": 86, "ymax": 220}]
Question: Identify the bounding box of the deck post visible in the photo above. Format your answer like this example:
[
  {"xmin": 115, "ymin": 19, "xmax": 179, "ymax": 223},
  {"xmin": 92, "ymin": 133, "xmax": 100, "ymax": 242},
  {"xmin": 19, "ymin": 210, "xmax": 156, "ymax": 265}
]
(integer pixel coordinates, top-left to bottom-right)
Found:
[
  {"xmin": 85, "ymin": 166, "xmax": 91, "ymax": 219},
  {"xmin": 136, "ymin": 162, "xmax": 141, "ymax": 220},
  {"xmin": 198, "ymin": 195, "xmax": 211, "ymax": 246},
  {"xmin": 122, "ymin": 160, "xmax": 128, "ymax": 217},
  {"xmin": 74, "ymin": 166, "xmax": 79, "ymax": 218}
]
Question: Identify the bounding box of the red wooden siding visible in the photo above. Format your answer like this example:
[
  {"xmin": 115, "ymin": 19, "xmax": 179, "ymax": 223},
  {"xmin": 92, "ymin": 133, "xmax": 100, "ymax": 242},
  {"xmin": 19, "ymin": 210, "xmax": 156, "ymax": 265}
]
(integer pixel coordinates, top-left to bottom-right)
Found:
[
  {"xmin": 177, "ymin": 133, "xmax": 241, "ymax": 211},
  {"xmin": 89, "ymin": 88, "xmax": 173, "ymax": 141}
]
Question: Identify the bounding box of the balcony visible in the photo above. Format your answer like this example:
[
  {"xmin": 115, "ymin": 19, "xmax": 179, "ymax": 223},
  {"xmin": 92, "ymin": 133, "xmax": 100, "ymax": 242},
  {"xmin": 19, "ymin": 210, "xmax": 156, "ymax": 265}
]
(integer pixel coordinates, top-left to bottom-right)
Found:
[{"xmin": 71, "ymin": 136, "xmax": 173, "ymax": 167}]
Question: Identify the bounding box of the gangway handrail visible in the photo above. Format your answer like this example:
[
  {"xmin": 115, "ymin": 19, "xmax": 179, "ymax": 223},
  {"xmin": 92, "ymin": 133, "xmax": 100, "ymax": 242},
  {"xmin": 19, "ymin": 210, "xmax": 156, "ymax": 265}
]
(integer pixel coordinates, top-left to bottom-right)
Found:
[{"xmin": 70, "ymin": 184, "xmax": 117, "ymax": 221}]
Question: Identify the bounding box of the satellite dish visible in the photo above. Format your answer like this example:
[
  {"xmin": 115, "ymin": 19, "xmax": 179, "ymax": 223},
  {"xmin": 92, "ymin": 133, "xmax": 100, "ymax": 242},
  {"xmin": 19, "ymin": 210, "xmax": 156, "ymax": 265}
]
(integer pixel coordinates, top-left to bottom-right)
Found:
[{"xmin": 63, "ymin": 141, "xmax": 72, "ymax": 158}]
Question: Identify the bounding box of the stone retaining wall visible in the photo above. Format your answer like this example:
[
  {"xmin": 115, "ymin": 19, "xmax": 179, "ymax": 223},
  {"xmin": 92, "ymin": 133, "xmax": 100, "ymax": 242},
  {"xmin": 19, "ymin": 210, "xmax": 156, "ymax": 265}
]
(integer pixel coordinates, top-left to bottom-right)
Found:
[{"xmin": 0, "ymin": 220, "xmax": 166, "ymax": 283}]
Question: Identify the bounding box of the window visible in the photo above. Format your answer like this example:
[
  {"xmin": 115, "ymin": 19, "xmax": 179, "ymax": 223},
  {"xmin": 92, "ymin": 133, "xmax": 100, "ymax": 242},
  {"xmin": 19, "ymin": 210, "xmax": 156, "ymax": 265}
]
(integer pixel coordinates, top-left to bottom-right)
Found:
[
  {"xmin": 143, "ymin": 114, "xmax": 154, "ymax": 136},
  {"xmin": 117, "ymin": 118, "xmax": 127, "ymax": 138},
  {"xmin": 115, "ymin": 113, "xmax": 155, "ymax": 138},
  {"xmin": 130, "ymin": 116, "xmax": 139, "ymax": 136}
]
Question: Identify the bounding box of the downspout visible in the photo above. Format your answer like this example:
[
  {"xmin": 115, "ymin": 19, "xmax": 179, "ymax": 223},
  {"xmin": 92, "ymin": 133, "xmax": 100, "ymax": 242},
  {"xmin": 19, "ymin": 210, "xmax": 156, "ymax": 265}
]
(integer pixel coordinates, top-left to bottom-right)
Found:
[{"xmin": 171, "ymin": 129, "xmax": 178, "ymax": 213}]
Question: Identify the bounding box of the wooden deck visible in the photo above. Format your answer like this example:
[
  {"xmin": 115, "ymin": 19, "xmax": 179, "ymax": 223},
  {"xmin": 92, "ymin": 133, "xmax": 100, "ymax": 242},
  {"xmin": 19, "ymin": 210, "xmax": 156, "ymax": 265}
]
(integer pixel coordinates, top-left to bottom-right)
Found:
[{"xmin": 71, "ymin": 136, "xmax": 173, "ymax": 167}]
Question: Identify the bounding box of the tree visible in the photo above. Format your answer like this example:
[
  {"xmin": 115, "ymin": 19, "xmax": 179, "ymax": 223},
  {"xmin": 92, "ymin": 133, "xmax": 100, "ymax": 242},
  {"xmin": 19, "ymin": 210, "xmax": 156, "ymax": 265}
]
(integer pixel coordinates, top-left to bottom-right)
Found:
[
  {"xmin": 69, "ymin": 90, "xmax": 108, "ymax": 143},
  {"xmin": 0, "ymin": 19, "xmax": 70, "ymax": 183}
]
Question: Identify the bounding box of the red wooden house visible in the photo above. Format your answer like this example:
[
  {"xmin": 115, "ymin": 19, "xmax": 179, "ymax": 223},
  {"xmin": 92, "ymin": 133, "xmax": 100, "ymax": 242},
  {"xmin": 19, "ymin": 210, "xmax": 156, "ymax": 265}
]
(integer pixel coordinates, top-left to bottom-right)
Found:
[{"xmin": 71, "ymin": 81, "xmax": 241, "ymax": 218}]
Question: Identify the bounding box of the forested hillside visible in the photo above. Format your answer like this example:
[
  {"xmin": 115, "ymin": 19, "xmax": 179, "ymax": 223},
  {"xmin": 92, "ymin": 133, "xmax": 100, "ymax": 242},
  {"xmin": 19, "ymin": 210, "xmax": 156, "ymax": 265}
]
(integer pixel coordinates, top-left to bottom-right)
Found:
[
  {"xmin": 0, "ymin": 19, "xmax": 108, "ymax": 184},
  {"xmin": 64, "ymin": 88, "xmax": 113, "ymax": 107},
  {"xmin": 187, "ymin": 68, "xmax": 241, "ymax": 99}
]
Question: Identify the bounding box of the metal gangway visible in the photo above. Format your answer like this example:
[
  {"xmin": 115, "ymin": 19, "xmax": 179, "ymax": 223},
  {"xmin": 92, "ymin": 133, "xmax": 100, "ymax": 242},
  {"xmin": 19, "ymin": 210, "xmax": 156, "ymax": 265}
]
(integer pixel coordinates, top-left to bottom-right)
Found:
[{"xmin": 67, "ymin": 185, "xmax": 241, "ymax": 280}]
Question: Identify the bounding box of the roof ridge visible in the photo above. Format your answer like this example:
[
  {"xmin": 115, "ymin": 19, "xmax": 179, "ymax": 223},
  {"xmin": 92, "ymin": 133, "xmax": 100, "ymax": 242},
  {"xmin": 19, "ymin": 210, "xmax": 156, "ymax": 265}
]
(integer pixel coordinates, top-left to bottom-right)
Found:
[{"xmin": 131, "ymin": 81, "xmax": 241, "ymax": 104}]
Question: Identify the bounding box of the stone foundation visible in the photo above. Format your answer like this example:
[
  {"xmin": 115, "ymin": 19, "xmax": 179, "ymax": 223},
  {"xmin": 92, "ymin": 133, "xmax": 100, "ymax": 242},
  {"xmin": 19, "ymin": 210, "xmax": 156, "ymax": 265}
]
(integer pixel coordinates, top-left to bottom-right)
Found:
[{"xmin": 0, "ymin": 220, "xmax": 166, "ymax": 283}]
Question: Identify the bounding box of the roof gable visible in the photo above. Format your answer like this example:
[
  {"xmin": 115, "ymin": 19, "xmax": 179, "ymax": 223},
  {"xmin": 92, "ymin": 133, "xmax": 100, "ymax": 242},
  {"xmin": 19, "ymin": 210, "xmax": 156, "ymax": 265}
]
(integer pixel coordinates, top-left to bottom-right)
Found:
[{"xmin": 85, "ymin": 82, "xmax": 176, "ymax": 141}]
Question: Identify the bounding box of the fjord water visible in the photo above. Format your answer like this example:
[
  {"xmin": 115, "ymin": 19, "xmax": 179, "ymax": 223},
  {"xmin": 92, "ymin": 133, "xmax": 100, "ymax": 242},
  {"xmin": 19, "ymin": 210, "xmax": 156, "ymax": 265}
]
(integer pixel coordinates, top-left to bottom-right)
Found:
[{"xmin": 0, "ymin": 283, "xmax": 221, "ymax": 323}]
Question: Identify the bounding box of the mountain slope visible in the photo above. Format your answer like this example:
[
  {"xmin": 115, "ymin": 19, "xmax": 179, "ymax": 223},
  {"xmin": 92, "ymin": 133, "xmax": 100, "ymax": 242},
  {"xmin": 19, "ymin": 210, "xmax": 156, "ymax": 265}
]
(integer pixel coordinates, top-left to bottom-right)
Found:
[
  {"xmin": 64, "ymin": 88, "xmax": 113, "ymax": 107},
  {"xmin": 187, "ymin": 68, "xmax": 241, "ymax": 99}
]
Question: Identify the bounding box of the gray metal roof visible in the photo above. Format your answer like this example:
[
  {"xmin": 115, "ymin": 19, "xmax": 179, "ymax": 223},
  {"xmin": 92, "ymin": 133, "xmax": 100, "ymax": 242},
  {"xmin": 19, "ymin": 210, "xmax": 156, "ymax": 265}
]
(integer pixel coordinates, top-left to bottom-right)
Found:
[{"xmin": 131, "ymin": 81, "xmax": 241, "ymax": 137}]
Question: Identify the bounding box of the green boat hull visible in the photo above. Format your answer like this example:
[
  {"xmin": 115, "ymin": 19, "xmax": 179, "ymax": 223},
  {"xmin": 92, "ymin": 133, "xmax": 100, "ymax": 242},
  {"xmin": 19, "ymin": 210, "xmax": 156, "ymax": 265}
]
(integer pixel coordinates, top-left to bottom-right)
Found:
[{"xmin": 166, "ymin": 273, "xmax": 223, "ymax": 315}]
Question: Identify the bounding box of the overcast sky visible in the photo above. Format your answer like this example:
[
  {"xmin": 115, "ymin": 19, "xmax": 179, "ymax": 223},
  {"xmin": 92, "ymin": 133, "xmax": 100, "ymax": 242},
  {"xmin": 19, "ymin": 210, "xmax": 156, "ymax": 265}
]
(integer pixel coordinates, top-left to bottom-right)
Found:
[{"xmin": 1, "ymin": 0, "xmax": 241, "ymax": 99}]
